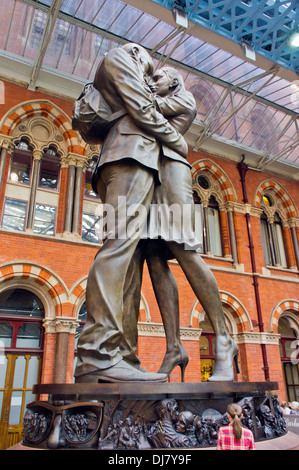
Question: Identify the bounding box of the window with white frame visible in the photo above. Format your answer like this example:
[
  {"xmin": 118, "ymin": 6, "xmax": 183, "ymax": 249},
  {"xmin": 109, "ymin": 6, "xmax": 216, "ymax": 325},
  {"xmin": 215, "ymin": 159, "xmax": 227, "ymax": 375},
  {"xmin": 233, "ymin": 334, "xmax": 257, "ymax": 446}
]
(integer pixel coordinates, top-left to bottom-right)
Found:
[
  {"xmin": 193, "ymin": 176, "xmax": 223, "ymax": 257},
  {"xmin": 260, "ymin": 193, "xmax": 288, "ymax": 268},
  {"xmin": 81, "ymin": 157, "xmax": 101, "ymax": 244},
  {"xmin": 2, "ymin": 198, "xmax": 27, "ymax": 232},
  {"xmin": 2, "ymin": 140, "xmax": 60, "ymax": 236}
]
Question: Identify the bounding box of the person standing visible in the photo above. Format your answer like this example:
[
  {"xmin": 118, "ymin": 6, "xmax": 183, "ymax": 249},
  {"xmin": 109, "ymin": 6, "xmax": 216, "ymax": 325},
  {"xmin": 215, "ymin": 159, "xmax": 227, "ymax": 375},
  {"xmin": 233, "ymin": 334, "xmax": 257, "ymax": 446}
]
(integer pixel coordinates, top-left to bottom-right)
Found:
[
  {"xmin": 217, "ymin": 404, "xmax": 255, "ymax": 450},
  {"xmin": 122, "ymin": 67, "xmax": 239, "ymax": 382},
  {"xmin": 74, "ymin": 43, "xmax": 188, "ymax": 384}
]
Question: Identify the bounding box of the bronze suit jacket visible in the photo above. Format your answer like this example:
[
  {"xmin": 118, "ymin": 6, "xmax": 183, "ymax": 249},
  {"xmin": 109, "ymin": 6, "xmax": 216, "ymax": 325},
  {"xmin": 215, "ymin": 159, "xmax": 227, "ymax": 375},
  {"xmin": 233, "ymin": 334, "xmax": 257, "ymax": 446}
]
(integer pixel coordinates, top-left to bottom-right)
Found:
[{"xmin": 92, "ymin": 47, "xmax": 188, "ymax": 188}]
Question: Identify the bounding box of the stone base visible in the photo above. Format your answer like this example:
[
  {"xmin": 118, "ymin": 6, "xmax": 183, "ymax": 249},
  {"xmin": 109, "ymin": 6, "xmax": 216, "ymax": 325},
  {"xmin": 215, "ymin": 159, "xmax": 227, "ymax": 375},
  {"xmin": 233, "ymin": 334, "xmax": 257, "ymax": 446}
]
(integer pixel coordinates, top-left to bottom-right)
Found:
[{"xmin": 21, "ymin": 381, "xmax": 288, "ymax": 450}]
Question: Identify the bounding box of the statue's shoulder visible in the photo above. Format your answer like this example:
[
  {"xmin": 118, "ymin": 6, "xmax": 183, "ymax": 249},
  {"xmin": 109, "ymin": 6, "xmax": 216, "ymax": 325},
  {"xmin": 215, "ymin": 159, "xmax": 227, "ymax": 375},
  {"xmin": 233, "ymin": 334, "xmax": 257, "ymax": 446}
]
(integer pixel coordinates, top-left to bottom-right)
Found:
[{"xmin": 104, "ymin": 47, "xmax": 130, "ymax": 67}]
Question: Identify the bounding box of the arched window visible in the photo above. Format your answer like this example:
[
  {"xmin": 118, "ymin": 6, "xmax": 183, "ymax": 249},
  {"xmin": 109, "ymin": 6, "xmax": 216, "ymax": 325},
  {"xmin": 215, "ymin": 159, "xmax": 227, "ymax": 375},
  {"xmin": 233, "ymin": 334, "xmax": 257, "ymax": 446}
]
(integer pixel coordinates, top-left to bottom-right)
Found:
[
  {"xmin": 0, "ymin": 288, "xmax": 44, "ymax": 349},
  {"xmin": 257, "ymin": 182, "xmax": 298, "ymax": 270},
  {"xmin": 278, "ymin": 316, "xmax": 299, "ymax": 402},
  {"xmin": 9, "ymin": 139, "xmax": 33, "ymax": 184},
  {"xmin": 84, "ymin": 158, "xmax": 98, "ymax": 199},
  {"xmin": 207, "ymin": 196, "xmax": 222, "ymax": 257},
  {"xmin": 2, "ymin": 141, "xmax": 60, "ymax": 236},
  {"xmin": 0, "ymin": 288, "xmax": 44, "ymax": 448},
  {"xmin": 82, "ymin": 158, "xmax": 101, "ymax": 244},
  {"xmin": 260, "ymin": 210, "xmax": 288, "ymax": 268},
  {"xmin": 199, "ymin": 313, "xmax": 215, "ymax": 382},
  {"xmin": 38, "ymin": 147, "xmax": 60, "ymax": 190},
  {"xmin": 194, "ymin": 193, "xmax": 223, "ymax": 257},
  {"xmin": 75, "ymin": 301, "xmax": 87, "ymax": 350}
]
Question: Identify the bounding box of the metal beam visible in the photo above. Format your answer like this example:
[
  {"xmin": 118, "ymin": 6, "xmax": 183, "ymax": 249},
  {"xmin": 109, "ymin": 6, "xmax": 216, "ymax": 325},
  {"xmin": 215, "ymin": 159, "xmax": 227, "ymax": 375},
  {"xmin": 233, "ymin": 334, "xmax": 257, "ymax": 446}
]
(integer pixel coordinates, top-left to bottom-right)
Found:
[
  {"xmin": 15, "ymin": 0, "xmax": 299, "ymax": 170},
  {"xmin": 28, "ymin": 0, "xmax": 64, "ymax": 90}
]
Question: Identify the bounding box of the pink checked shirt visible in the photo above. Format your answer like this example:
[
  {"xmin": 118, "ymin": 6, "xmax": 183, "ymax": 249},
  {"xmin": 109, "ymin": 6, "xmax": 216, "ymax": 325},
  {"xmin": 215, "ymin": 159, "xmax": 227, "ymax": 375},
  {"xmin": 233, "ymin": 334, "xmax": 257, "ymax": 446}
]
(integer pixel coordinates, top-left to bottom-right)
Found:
[{"xmin": 217, "ymin": 424, "xmax": 256, "ymax": 450}]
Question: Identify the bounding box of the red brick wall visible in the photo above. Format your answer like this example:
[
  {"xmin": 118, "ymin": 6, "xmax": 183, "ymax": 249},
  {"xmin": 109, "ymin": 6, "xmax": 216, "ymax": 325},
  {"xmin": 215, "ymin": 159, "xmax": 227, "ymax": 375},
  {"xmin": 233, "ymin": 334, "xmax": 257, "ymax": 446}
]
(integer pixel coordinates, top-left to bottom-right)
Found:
[{"xmin": 0, "ymin": 79, "xmax": 298, "ymax": 401}]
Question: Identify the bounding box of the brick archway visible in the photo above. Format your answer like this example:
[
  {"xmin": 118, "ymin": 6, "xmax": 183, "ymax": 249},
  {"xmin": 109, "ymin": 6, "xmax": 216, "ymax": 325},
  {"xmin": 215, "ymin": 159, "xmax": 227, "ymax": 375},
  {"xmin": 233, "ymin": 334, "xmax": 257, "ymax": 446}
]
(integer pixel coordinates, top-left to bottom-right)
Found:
[
  {"xmin": 70, "ymin": 277, "xmax": 87, "ymax": 318},
  {"xmin": 254, "ymin": 179, "xmax": 297, "ymax": 219},
  {"xmin": 270, "ymin": 299, "xmax": 299, "ymax": 334},
  {"xmin": 190, "ymin": 291, "xmax": 252, "ymax": 334},
  {"xmin": 69, "ymin": 277, "xmax": 151, "ymax": 323},
  {"xmin": 0, "ymin": 262, "xmax": 69, "ymax": 318},
  {"xmin": 0, "ymin": 100, "xmax": 85, "ymax": 155},
  {"xmin": 191, "ymin": 159, "xmax": 237, "ymax": 203}
]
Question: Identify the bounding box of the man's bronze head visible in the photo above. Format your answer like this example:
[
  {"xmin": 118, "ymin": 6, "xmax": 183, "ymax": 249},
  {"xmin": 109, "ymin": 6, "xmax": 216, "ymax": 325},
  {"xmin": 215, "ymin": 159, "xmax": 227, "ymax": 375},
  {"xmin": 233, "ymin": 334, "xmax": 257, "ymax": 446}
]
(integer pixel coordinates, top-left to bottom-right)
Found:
[{"xmin": 122, "ymin": 43, "xmax": 154, "ymax": 76}]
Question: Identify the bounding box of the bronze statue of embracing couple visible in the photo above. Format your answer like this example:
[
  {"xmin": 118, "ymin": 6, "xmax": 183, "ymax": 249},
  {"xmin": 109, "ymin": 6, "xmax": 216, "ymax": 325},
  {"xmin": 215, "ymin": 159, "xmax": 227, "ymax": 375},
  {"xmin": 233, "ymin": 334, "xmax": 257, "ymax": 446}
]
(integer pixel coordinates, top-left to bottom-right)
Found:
[{"xmin": 74, "ymin": 43, "xmax": 239, "ymax": 384}]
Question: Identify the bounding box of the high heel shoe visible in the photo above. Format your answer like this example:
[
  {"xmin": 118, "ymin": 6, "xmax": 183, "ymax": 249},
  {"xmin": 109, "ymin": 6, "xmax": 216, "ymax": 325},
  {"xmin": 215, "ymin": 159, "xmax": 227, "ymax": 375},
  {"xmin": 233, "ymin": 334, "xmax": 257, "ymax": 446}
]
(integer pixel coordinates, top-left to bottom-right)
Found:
[
  {"xmin": 208, "ymin": 337, "xmax": 240, "ymax": 382},
  {"xmin": 158, "ymin": 345, "xmax": 189, "ymax": 382}
]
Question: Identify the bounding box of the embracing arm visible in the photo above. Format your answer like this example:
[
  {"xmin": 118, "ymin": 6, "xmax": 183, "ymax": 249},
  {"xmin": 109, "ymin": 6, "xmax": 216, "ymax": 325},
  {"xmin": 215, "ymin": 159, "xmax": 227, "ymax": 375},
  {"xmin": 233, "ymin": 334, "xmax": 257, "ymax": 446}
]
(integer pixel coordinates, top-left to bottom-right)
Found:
[
  {"xmin": 102, "ymin": 48, "xmax": 188, "ymax": 157},
  {"xmin": 154, "ymin": 92, "xmax": 197, "ymax": 135}
]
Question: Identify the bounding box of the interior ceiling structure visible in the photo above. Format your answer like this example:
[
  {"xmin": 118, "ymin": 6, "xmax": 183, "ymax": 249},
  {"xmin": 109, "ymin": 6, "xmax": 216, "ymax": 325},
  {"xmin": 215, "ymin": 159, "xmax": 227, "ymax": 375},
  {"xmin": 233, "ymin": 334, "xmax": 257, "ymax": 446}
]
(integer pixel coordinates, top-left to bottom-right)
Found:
[{"xmin": 0, "ymin": 0, "xmax": 298, "ymax": 176}]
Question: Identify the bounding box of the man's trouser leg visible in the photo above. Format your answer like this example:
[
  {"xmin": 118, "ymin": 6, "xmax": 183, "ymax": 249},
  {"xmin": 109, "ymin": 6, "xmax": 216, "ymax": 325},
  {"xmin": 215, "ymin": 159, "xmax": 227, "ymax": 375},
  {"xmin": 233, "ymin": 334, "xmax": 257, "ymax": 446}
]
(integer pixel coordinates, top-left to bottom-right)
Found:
[{"xmin": 75, "ymin": 161, "xmax": 155, "ymax": 377}]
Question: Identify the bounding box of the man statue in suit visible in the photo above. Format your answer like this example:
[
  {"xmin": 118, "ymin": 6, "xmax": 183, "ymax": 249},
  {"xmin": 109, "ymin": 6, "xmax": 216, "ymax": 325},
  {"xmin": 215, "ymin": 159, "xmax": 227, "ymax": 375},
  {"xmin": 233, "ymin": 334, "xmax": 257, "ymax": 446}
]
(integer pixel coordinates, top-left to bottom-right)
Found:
[
  {"xmin": 121, "ymin": 67, "xmax": 239, "ymax": 383},
  {"xmin": 74, "ymin": 43, "xmax": 188, "ymax": 383}
]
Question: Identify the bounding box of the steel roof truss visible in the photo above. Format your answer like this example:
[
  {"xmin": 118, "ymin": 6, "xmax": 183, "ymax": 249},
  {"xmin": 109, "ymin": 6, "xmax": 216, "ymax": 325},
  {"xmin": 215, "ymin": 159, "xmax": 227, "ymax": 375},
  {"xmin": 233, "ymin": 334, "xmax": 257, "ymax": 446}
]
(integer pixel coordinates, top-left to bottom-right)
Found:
[{"xmin": 28, "ymin": 0, "xmax": 64, "ymax": 90}]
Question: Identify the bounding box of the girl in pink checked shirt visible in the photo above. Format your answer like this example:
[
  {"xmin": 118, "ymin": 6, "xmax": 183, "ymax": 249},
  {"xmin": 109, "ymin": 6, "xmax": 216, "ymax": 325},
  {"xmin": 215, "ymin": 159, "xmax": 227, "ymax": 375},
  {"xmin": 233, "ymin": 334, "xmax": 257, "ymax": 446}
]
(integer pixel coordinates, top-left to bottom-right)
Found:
[{"xmin": 217, "ymin": 404, "xmax": 256, "ymax": 450}]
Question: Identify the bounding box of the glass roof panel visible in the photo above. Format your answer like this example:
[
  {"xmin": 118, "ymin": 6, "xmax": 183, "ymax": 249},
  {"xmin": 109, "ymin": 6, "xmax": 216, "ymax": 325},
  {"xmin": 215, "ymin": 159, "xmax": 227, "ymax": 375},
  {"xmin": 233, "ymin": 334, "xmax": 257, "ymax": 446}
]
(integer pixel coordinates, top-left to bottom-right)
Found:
[
  {"xmin": 123, "ymin": 12, "xmax": 160, "ymax": 45},
  {"xmin": 141, "ymin": 19, "xmax": 175, "ymax": 49},
  {"xmin": 108, "ymin": 4, "xmax": 143, "ymax": 37},
  {"xmin": 4, "ymin": 1, "xmax": 41, "ymax": 62},
  {"xmin": 0, "ymin": 0, "xmax": 17, "ymax": 51},
  {"xmin": 171, "ymin": 35, "xmax": 203, "ymax": 62},
  {"xmin": 67, "ymin": 0, "xmax": 106, "ymax": 23},
  {"xmin": 60, "ymin": 0, "xmax": 84, "ymax": 16},
  {"xmin": 93, "ymin": 0, "xmax": 126, "ymax": 31},
  {"xmin": 43, "ymin": 16, "xmax": 71, "ymax": 68},
  {"xmin": 0, "ymin": 0, "xmax": 298, "ymax": 168},
  {"xmin": 150, "ymin": 0, "xmax": 299, "ymax": 74}
]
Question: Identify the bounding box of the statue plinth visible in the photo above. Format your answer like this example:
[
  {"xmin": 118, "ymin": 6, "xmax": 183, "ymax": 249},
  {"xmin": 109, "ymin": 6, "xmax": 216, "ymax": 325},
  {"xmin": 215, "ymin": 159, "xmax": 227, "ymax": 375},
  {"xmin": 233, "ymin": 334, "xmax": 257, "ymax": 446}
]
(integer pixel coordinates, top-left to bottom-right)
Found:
[{"xmin": 21, "ymin": 381, "xmax": 288, "ymax": 450}]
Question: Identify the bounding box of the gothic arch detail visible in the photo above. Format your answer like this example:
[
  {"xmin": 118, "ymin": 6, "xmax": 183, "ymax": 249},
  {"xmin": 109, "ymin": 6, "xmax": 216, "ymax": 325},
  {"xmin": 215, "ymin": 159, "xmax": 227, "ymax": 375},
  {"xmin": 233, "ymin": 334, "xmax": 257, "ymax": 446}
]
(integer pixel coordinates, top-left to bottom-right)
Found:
[
  {"xmin": 69, "ymin": 277, "xmax": 151, "ymax": 323},
  {"xmin": 70, "ymin": 277, "xmax": 88, "ymax": 318},
  {"xmin": 269, "ymin": 299, "xmax": 299, "ymax": 334},
  {"xmin": 0, "ymin": 262, "xmax": 69, "ymax": 318},
  {"xmin": 254, "ymin": 179, "xmax": 297, "ymax": 220},
  {"xmin": 190, "ymin": 291, "xmax": 252, "ymax": 334},
  {"xmin": 0, "ymin": 100, "xmax": 85, "ymax": 156},
  {"xmin": 191, "ymin": 159, "xmax": 237, "ymax": 204}
]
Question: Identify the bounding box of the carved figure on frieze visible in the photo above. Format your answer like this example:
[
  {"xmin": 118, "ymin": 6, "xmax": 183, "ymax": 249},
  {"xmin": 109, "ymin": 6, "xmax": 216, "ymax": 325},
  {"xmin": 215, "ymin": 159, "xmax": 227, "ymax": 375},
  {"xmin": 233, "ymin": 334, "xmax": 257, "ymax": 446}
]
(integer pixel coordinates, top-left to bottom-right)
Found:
[
  {"xmin": 259, "ymin": 405, "xmax": 277, "ymax": 438},
  {"xmin": 272, "ymin": 397, "xmax": 287, "ymax": 436},
  {"xmin": 23, "ymin": 410, "xmax": 49, "ymax": 444},
  {"xmin": 118, "ymin": 417, "xmax": 140, "ymax": 449},
  {"xmin": 175, "ymin": 411, "xmax": 198, "ymax": 447},
  {"xmin": 195, "ymin": 417, "xmax": 221, "ymax": 446},
  {"xmin": 63, "ymin": 413, "xmax": 88, "ymax": 442},
  {"xmin": 147, "ymin": 398, "xmax": 189, "ymax": 448},
  {"xmin": 98, "ymin": 423, "xmax": 119, "ymax": 448}
]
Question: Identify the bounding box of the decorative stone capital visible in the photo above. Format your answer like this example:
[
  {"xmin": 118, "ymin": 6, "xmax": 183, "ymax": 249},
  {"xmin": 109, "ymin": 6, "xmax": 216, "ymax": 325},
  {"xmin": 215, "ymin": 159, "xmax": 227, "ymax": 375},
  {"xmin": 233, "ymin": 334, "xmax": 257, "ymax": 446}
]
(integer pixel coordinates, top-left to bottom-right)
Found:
[
  {"xmin": 232, "ymin": 331, "xmax": 280, "ymax": 345},
  {"xmin": 137, "ymin": 322, "xmax": 202, "ymax": 341},
  {"xmin": 55, "ymin": 317, "xmax": 80, "ymax": 334},
  {"xmin": 43, "ymin": 317, "xmax": 79, "ymax": 334},
  {"xmin": 32, "ymin": 149, "xmax": 43, "ymax": 160},
  {"xmin": 66, "ymin": 152, "xmax": 87, "ymax": 168},
  {"xmin": 0, "ymin": 136, "xmax": 14, "ymax": 152},
  {"xmin": 288, "ymin": 218, "xmax": 299, "ymax": 229}
]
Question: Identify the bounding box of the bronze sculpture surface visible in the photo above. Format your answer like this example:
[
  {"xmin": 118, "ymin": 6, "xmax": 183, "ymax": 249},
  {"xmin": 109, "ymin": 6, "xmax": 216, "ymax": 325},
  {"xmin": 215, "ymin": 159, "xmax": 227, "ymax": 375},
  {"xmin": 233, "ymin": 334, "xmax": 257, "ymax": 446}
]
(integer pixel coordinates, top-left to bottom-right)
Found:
[{"xmin": 74, "ymin": 43, "xmax": 239, "ymax": 384}]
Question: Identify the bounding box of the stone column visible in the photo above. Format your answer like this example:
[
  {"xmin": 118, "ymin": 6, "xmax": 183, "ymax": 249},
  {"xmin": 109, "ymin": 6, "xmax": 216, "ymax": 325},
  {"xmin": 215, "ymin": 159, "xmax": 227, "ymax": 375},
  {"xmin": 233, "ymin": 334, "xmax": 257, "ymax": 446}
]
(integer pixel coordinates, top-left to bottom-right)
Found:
[
  {"xmin": 63, "ymin": 156, "xmax": 77, "ymax": 233},
  {"xmin": 71, "ymin": 157, "xmax": 85, "ymax": 235},
  {"xmin": 0, "ymin": 139, "xmax": 13, "ymax": 187},
  {"xmin": 282, "ymin": 221, "xmax": 296, "ymax": 269},
  {"xmin": 202, "ymin": 203, "xmax": 210, "ymax": 254},
  {"xmin": 26, "ymin": 149, "xmax": 43, "ymax": 230},
  {"xmin": 219, "ymin": 206, "xmax": 230, "ymax": 258},
  {"xmin": 289, "ymin": 219, "xmax": 299, "ymax": 270},
  {"xmin": 44, "ymin": 317, "xmax": 79, "ymax": 384},
  {"xmin": 227, "ymin": 203, "xmax": 238, "ymax": 264}
]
